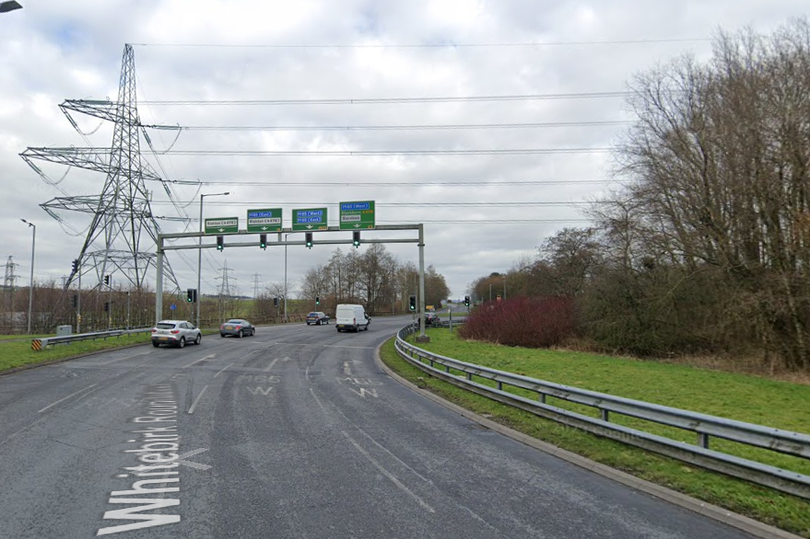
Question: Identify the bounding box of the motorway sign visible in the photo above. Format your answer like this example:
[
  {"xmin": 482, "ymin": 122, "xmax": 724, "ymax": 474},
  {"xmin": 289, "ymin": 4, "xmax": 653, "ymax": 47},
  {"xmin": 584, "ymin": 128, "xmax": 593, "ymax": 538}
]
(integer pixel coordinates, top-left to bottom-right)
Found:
[
  {"xmin": 205, "ymin": 217, "xmax": 239, "ymax": 234},
  {"xmin": 292, "ymin": 208, "xmax": 328, "ymax": 231},
  {"xmin": 339, "ymin": 200, "xmax": 375, "ymax": 230},
  {"xmin": 247, "ymin": 208, "xmax": 282, "ymax": 233}
]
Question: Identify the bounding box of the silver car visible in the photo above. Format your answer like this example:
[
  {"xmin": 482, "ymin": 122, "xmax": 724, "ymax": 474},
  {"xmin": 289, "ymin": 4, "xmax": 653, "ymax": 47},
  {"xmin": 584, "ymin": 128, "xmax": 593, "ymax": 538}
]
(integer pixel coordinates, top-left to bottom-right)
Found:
[
  {"xmin": 151, "ymin": 320, "xmax": 202, "ymax": 348},
  {"xmin": 220, "ymin": 319, "xmax": 256, "ymax": 338}
]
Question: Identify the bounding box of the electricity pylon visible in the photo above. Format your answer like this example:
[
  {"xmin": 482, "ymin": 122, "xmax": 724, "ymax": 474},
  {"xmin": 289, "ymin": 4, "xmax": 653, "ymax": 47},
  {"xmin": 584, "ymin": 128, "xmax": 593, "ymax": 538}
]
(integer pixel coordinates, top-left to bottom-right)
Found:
[{"xmin": 20, "ymin": 44, "xmax": 183, "ymax": 292}]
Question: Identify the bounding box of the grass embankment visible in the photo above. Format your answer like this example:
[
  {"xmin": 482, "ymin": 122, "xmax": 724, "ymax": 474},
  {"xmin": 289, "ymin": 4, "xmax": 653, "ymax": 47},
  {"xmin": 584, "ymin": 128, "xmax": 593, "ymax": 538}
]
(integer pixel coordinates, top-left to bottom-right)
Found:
[
  {"xmin": 380, "ymin": 329, "xmax": 810, "ymax": 537},
  {"xmin": 0, "ymin": 332, "xmax": 153, "ymax": 372}
]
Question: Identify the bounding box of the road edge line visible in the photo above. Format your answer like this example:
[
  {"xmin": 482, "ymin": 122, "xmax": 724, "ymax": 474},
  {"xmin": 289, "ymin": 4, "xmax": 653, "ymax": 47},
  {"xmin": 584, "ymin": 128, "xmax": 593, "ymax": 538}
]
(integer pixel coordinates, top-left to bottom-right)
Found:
[{"xmin": 374, "ymin": 340, "xmax": 802, "ymax": 539}]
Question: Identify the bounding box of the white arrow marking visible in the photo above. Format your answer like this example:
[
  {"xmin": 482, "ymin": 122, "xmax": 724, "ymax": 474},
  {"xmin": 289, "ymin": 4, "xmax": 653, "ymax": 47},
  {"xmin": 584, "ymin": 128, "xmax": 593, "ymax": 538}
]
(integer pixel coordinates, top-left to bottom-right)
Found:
[{"xmin": 306, "ymin": 225, "xmax": 313, "ymax": 229}]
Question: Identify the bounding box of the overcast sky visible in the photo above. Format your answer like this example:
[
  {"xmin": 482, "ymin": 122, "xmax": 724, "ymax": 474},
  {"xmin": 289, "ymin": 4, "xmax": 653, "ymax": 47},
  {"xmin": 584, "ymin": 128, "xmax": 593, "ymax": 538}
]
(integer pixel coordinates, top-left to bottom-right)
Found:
[{"xmin": 1, "ymin": 1, "xmax": 808, "ymax": 300}]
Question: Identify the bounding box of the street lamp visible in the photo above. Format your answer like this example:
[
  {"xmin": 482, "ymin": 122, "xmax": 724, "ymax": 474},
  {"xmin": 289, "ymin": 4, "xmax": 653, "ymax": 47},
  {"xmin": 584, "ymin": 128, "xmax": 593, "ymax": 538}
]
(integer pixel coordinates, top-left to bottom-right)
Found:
[
  {"xmin": 0, "ymin": 1, "xmax": 23, "ymax": 13},
  {"xmin": 197, "ymin": 192, "xmax": 230, "ymax": 328},
  {"xmin": 20, "ymin": 219, "xmax": 35, "ymax": 334}
]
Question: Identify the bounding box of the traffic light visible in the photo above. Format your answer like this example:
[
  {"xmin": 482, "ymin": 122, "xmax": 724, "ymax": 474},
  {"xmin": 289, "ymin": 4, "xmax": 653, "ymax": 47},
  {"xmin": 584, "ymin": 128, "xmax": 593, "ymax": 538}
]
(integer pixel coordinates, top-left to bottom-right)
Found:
[
  {"xmin": 464, "ymin": 295, "xmax": 470, "ymax": 307},
  {"xmin": 71, "ymin": 259, "xmax": 79, "ymax": 273},
  {"xmin": 259, "ymin": 234, "xmax": 267, "ymax": 250},
  {"xmin": 352, "ymin": 231, "xmax": 360, "ymax": 248},
  {"xmin": 71, "ymin": 294, "xmax": 77, "ymax": 308},
  {"xmin": 273, "ymin": 297, "xmax": 278, "ymax": 306},
  {"xmin": 187, "ymin": 289, "xmax": 194, "ymax": 303},
  {"xmin": 305, "ymin": 232, "xmax": 313, "ymax": 249},
  {"xmin": 104, "ymin": 275, "xmax": 110, "ymax": 286},
  {"xmin": 104, "ymin": 302, "xmax": 109, "ymax": 312},
  {"xmin": 315, "ymin": 296, "xmax": 320, "ymax": 305},
  {"xmin": 409, "ymin": 295, "xmax": 416, "ymax": 311},
  {"xmin": 216, "ymin": 235, "xmax": 224, "ymax": 251}
]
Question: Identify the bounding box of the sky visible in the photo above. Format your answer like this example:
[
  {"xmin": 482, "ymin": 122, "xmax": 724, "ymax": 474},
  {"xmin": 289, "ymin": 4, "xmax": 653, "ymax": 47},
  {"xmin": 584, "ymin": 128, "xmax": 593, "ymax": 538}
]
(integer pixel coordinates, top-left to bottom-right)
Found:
[{"xmin": 1, "ymin": 0, "xmax": 808, "ymax": 300}]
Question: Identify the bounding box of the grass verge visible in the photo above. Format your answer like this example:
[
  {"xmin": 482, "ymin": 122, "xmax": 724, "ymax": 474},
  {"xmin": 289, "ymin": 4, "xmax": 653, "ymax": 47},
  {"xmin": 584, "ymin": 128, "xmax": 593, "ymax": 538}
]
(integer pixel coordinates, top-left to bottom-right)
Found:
[
  {"xmin": 0, "ymin": 333, "xmax": 152, "ymax": 372},
  {"xmin": 379, "ymin": 331, "xmax": 810, "ymax": 537}
]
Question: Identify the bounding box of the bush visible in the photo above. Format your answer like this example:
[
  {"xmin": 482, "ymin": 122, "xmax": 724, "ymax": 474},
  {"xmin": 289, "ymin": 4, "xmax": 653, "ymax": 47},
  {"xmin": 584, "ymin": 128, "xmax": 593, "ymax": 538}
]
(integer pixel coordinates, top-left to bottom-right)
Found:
[{"xmin": 459, "ymin": 297, "xmax": 577, "ymax": 348}]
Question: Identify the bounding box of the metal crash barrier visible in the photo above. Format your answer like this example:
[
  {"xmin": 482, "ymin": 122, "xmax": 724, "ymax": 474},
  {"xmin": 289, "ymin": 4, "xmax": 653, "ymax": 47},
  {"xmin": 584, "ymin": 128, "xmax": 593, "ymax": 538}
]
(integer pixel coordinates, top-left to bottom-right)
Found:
[
  {"xmin": 31, "ymin": 328, "xmax": 152, "ymax": 351},
  {"xmin": 395, "ymin": 324, "xmax": 810, "ymax": 500}
]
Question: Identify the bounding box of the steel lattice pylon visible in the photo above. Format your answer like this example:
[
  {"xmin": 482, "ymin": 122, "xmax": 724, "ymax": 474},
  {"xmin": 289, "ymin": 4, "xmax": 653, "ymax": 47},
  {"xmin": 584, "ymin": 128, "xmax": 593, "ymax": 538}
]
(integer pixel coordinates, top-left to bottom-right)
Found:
[{"xmin": 20, "ymin": 44, "xmax": 181, "ymax": 292}]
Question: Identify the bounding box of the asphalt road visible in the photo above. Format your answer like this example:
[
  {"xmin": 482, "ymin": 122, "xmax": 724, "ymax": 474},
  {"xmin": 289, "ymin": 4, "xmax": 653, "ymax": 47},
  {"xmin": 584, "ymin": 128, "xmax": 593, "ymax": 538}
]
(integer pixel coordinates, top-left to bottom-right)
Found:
[{"xmin": 0, "ymin": 315, "xmax": 759, "ymax": 538}]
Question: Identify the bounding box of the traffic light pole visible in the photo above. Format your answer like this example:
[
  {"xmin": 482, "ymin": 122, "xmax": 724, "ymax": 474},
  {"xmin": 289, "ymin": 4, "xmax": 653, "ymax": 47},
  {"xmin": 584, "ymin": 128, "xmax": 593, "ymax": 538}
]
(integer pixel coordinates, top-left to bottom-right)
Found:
[{"xmin": 417, "ymin": 224, "xmax": 427, "ymax": 340}]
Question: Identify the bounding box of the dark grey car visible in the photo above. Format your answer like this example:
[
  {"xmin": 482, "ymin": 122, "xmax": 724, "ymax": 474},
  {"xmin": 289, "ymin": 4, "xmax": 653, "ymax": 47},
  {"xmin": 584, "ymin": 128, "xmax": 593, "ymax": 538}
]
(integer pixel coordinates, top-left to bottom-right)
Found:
[{"xmin": 219, "ymin": 319, "xmax": 255, "ymax": 338}]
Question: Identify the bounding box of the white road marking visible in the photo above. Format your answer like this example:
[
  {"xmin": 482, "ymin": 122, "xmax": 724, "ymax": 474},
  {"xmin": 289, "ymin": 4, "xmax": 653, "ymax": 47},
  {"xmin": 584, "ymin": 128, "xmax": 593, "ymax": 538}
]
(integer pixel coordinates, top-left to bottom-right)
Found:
[
  {"xmin": 213, "ymin": 362, "xmax": 233, "ymax": 379},
  {"xmin": 263, "ymin": 358, "xmax": 279, "ymax": 372},
  {"xmin": 342, "ymin": 431, "xmax": 435, "ymax": 513},
  {"xmin": 37, "ymin": 383, "xmax": 99, "ymax": 413},
  {"xmin": 187, "ymin": 385, "xmax": 209, "ymax": 414},
  {"xmin": 349, "ymin": 388, "xmax": 378, "ymax": 398},
  {"xmin": 272, "ymin": 342, "xmax": 374, "ymax": 350},
  {"xmin": 183, "ymin": 354, "xmax": 216, "ymax": 368},
  {"xmin": 97, "ymin": 351, "xmax": 151, "ymax": 366},
  {"xmin": 309, "ymin": 388, "xmax": 329, "ymax": 414},
  {"xmin": 246, "ymin": 386, "xmax": 273, "ymax": 395},
  {"xmin": 354, "ymin": 426, "xmax": 432, "ymax": 484},
  {"xmin": 342, "ymin": 361, "xmax": 353, "ymax": 376}
]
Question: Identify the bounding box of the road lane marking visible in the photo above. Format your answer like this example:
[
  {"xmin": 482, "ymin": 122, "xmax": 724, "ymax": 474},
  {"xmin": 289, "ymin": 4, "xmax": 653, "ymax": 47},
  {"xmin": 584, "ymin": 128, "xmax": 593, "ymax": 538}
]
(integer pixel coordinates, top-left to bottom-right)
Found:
[
  {"xmin": 349, "ymin": 388, "xmax": 378, "ymax": 398},
  {"xmin": 271, "ymin": 342, "xmax": 374, "ymax": 350},
  {"xmin": 263, "ymin": 358, "xmax": 279, "ymax": 372},
  {"xmin": 342, "ymin": 431, "xmax": 435, "ymax": 514},
  {"xmin": 213, "ymin": 362, "xmax": 233, "ymax": 379},
  {"xmin": 98, "ymin": 351, "xmax": 151, "ymax": 366},
  {"xmin": 309, "ymin": 388, "xmax": 329, "ymax": 414},
  {"xmin": 354, "ymin": 426, "xmax": 432, "ymax": 484},
  {"xmin": 343, "ymin": 361, "xmax": 353, "ymax": 376},
  {"xmin": 37, "ymin": 383, "xmax": 99, "ymax": 413},
  {"xmin": 183, "ymin": 354, "xmax": 216, "ymax": 368},
  {"xmin": 187, "ymin": 385, "xmax": 209, "ymax": 414}
]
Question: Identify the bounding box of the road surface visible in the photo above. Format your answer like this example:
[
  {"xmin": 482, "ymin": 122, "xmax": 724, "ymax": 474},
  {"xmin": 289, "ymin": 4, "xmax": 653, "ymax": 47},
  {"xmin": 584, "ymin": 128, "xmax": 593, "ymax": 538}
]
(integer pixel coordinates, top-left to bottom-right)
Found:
[{"xmin": 0, "ymin": 316, "xmax": 759, "ymax": 538}]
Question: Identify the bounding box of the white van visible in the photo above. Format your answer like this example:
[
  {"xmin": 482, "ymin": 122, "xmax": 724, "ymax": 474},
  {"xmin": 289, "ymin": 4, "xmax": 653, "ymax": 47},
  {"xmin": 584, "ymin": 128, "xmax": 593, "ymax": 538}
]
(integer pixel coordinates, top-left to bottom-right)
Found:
[{"xmin": 335, "ymin": 304, "xmax": 370, "ymax": 332}]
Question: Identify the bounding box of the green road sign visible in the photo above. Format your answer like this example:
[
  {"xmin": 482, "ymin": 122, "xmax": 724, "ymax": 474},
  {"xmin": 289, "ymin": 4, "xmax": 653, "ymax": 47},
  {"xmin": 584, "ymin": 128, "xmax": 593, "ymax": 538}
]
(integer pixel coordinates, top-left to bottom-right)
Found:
[
  {"xmin": 292, "ymin": 208, "xmax": 328, "ymax": 231},
  {"xmin": 339, "ymin": 201, "xmax": 375, "ymax": 230},
  {"xmin": 247, "ymin": 208, "xmax": 282, "ymax": 233},
  {"xmin": 205, "ymin": 217, "xmax": 239, "ymax": 234}
]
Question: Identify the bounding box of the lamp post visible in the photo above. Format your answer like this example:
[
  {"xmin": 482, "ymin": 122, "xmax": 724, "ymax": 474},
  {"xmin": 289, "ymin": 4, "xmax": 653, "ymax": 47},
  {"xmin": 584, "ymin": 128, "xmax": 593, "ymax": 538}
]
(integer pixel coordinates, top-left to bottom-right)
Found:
[
  {"xmin": 20, "ymin": 219, "xmax": 35, "ymax": 334},
  {"xmin": 197, "ymin": 192, "xmax": 229, "ymax": 328}
]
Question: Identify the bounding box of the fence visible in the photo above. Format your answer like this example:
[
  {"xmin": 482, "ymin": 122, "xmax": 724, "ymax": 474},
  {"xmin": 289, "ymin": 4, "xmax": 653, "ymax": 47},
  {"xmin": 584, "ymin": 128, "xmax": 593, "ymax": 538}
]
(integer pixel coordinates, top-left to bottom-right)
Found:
[{"xmin": 394, "ymin": 324, "xmax": 810, "ymax": 500}]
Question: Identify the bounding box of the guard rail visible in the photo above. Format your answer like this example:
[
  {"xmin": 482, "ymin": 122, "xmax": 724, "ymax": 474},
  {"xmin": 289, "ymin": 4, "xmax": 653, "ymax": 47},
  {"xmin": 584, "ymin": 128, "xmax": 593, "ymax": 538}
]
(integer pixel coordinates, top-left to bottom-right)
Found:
[
  {"xmin": 394, "ymin": 324, "xmax": 810, "ymax": 499},
  {"xmin": 32, "ymin": 327, "xmax": 152, "ymax": 351}
]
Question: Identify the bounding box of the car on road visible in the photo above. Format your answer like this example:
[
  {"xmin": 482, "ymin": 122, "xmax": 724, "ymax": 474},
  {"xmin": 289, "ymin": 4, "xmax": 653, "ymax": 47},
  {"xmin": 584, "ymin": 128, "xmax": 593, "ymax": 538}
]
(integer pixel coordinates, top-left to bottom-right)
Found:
[
  {"xmin": 306, "ymin": 312, "xmax": 330, "ymax": 325},
  {"xmin": 151, "ymin": 320, "xmax": 202, "ymax": 348},
  {"xmin": 335, "ymin": 304, "xmax": 370, "ymax": 332},
  {"xmin": 424, "ymin": 313, "xmax": 441, "ymax": 326},
  {"xmin": 220, "ymin": 319, "xmax": 256, "ymax": 338}
]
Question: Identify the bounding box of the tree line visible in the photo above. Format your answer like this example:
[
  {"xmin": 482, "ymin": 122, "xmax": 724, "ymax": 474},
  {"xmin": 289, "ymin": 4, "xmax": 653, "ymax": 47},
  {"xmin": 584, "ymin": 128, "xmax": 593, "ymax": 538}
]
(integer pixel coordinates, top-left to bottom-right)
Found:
[
  {"xmin": 299, "ymin": 245, "xmax": 449, "ymax": 315},
  {"xmin": 471, "ymin": 19, "xmax": 810, "ymax": 371}
]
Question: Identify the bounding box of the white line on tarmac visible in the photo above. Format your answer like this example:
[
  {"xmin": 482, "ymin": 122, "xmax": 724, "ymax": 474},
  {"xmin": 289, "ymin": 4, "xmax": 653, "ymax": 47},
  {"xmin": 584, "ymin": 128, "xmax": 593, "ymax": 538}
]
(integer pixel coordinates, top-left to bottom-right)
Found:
[
  {"xmin": 342, "ymin": 431, "xmax": 435, "ymax": 514},
  {"xmin": 37, "ymin": 383, "xmax": 99, "ymax": 413},
  {"xmin": 271, "ymin": 342, "xmax": 374, "ymax": 350},
  {"xmin": 309, "ymin": 388, "xmax": 329, "ymax": 413},
  {"xmin": 213, "ymin": 363, "xmax": 234, "ymax": 379},
  {"xmin": 187, "ymin": 385, "xmax": 209, "ymax": 414},
  {"xmin": 183, "ymin": 354, "xmax": 216, "ymax": 368},
  {"xmin": 263, "ymin": 358, "xmax": 279, "ymax": 372},
  {"xmin": 97, "ymin": 351, "xmax": 151, "ymax": 365}
]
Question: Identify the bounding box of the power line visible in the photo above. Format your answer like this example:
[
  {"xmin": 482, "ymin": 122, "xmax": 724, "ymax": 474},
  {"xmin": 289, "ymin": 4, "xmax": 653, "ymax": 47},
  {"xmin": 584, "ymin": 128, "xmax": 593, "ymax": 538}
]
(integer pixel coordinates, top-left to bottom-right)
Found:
[
  {"xmin": 151, "ymin": 200, "xmax": 600, "ymax": 208},
  {"xmin": 142, "ymin": 120, "xmax": 631, "ymax": 132},
  {"xmin": 153, "ymin": 148, "xmax": 611, "ymax": 156},
  {"xmin": 138, "ymin": 91, "xmax": 629, "ymax": 106},
  {"xmin": 131, "ymin": 38, "xmax": 709, "ymax": 49},
  {"xmin": 162, "ymin": 179, "xmax": 625, "ymax": 187}
]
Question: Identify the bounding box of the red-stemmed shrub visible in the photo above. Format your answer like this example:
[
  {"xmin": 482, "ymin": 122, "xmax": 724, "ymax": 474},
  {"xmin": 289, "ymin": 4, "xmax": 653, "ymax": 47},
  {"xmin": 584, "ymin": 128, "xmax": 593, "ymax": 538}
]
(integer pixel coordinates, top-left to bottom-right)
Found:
[{"xmin": 459, "ymin": 297, "xmax": 577, "ymax": 348}]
